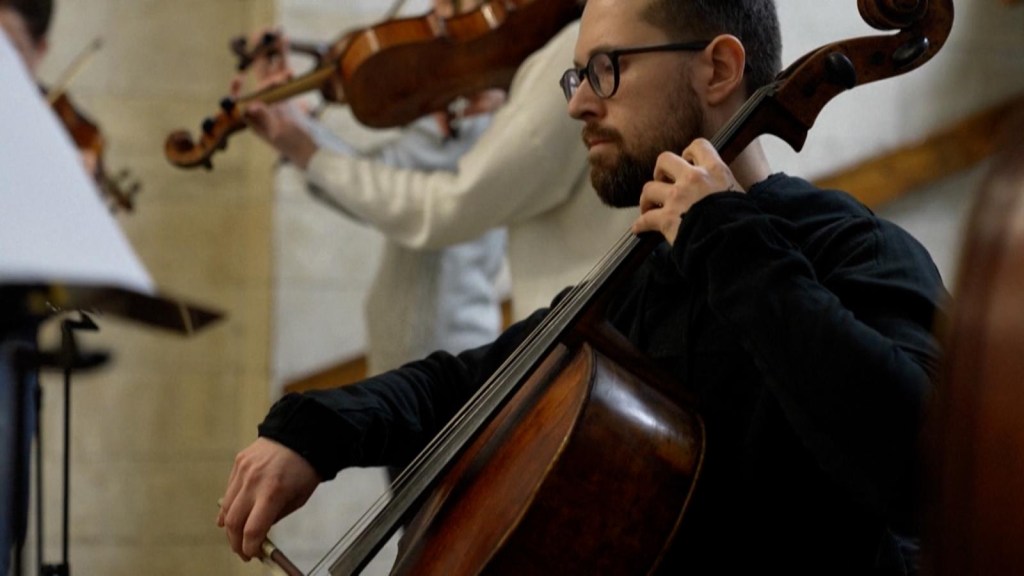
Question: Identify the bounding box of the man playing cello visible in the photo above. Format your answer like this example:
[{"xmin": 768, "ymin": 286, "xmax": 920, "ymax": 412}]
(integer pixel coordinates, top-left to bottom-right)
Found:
[{"xmin": 219, "ymin": 0, "xmax": 946, "ymax": 573}]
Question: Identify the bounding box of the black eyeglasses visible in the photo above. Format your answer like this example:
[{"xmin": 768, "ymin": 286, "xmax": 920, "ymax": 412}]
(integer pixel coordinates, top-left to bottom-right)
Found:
[{"xmin": 560, "ymin": 41, "xmax": 711, "ymax": 101}]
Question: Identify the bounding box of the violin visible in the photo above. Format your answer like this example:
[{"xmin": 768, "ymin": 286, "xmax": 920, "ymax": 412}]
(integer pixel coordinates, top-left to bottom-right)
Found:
[
  {"xmin": 277, "ymin": 1, "xmax": 952, "ymax": 574},
  {"xmin": 164, "ymin": 0, "xmax": 582, "ymax": 169},
  {"xmin": 48, "ymin": 89, "xmax": 141, "ymax": 213},
  {"xmin": 42, "ymin": 38, "xmax": 141, "ymax": 213}
]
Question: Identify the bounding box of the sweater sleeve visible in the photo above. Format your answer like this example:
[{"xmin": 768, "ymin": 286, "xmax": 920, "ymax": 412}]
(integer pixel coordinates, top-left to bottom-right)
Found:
[
  {"xmin": 672, "ymin": 191, "xmax": 944, "ymax": 516},
  {"xmin": 302, "ymin": 22, "xmax": 586, "ymax": 250},
  {"xmin": 257, "ymin": 308, "xmax": 547, "ymax": 480}
]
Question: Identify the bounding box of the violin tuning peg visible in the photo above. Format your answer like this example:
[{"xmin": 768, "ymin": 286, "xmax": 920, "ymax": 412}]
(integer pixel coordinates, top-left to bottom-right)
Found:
[
  {"xmin": 202, "ymin": 160, "xmax": 213, "ymax": 171},
  {"xmin": 220, "ymin": 98, "xmax": 236, "ymax": 113},
  {"xmin": 229, "ymin": 36, "xmax": 247, "ymax": 55},
  {"xmin": 202, "ymin": 118, "xmax": 216, "ymax": 135}
]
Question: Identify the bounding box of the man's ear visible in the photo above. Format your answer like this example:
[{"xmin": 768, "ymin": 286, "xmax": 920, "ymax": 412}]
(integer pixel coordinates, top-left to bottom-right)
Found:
[{"xmin": 703, "ymin": 34, "xmax": 746, "ymax": 107}]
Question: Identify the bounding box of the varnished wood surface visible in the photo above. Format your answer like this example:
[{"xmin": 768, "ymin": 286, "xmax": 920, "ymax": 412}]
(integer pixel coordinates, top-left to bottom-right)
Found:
[{"xmin": 922, "ymin": 105, "xmax": 1024, "ymax": 575}]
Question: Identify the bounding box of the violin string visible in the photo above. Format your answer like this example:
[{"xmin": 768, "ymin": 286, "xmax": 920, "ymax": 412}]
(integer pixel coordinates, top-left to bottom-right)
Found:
[
  {"xmin": 382, "ymin": 0, "xmax": 410, "ymax": 21},
  {"xmin": 308, "ymin": 230, "xmax": 643, "ymax": 574}
]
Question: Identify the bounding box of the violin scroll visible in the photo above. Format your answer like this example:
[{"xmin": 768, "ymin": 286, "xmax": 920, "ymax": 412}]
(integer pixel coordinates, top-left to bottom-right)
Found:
[{"xmin": 164, "ymin": 98, "xmax": 246, "ymax": 170}]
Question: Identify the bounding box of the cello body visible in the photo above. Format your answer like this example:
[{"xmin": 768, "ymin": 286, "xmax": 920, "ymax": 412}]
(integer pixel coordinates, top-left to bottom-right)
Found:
[{"xmin": 393, "ymin": 342, "xmax": 704, "ymax": 575}]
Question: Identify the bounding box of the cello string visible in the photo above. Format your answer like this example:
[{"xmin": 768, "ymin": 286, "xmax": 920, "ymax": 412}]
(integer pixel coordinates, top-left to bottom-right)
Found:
[
  {"xmin": 307, "ymin": 0, "xmax": 957, "ymax": 568},
  {"xmin": 313, "ymin": 83, "xmax": 812, "ymax": 575},
  {"xmin": 307, "ymin": 231, "xmax": 643, "ymax": 574},
  {"xmin": 312, "ymin": 85, "xmax": 774, "ymax": 568},
  {"xmin": 309, "ymin": 41, "xmax": 776, "ymax": 576},
  {"xmin": 388, "ymin": 230, "xmax": 638, "ymax": 485}
]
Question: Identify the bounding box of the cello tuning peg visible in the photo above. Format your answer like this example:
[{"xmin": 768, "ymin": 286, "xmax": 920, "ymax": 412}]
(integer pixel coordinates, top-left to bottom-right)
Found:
[
  {"xmin": 893, "ymin": 36, "xmax": 930, "ymax": 69},
  {"xmin": 824, "ymin": 52, "xmax": 857, "ymax": 90}
]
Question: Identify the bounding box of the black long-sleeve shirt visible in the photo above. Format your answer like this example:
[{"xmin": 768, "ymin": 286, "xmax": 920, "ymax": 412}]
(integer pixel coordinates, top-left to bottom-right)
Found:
[{"xmin": 260, "ymin": 174, "xmax": 946, "ymax": 574}]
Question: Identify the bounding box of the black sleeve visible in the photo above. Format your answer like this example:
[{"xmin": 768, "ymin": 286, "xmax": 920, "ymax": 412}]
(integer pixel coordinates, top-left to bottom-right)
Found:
[
  {"xmin": 673, "ymin": 191, "xmax": 945, "ymax": 516},
  {"xmin": 258, "ymin": 308, "xmax": 549, "ymax": 481}
]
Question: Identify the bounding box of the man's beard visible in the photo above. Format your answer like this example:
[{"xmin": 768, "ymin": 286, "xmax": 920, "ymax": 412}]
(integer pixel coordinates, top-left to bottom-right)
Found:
[{"xmin": 588, "ymin": 90, "xmax": 704, "ymax": 208}]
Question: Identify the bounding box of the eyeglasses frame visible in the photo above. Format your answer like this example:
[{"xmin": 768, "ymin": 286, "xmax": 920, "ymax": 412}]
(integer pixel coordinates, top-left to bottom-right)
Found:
[{"xmin": 560, "ymin": 40, "xmax": 712, "ymax": 101}]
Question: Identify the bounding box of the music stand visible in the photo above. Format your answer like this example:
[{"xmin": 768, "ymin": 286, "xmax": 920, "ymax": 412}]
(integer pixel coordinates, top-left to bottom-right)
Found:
[{"xmin": 0, "ymin": 28, "xmax": 223, "ymax": 576}]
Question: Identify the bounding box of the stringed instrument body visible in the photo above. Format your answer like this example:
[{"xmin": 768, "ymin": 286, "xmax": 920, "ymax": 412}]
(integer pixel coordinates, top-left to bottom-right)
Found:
[
  {"xmin": 392, "ymin": 341, "xmax": 702, "ymax": 575},
  {"xmin": 337, "ymin": 0, "xmax": 579, "ymax": 128},
  {"xmin": 923, "ymin": 107, "xmax": 1024, "ymax": 575}
]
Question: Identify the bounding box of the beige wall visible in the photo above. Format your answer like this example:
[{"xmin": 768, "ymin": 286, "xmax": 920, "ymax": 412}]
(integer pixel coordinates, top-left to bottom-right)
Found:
[{"xmin": 26, "ymin": 0, "xmax": 276, "ymax": 574}]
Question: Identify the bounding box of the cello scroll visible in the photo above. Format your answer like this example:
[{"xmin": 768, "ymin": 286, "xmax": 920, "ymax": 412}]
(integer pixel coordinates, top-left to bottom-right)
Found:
[
  {"xmin": 306, "ymin": 1, "xmax": 956, "ymax": 574},
  {"xmin": 715, "ymin": 0, "xmax": 953, "ymax": 163}
]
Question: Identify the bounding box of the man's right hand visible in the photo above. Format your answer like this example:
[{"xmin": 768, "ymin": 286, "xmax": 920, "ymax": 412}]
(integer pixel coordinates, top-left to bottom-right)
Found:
[{"xmin": 217, "ymin": 437, "xmax": 321, "ymax": 561}]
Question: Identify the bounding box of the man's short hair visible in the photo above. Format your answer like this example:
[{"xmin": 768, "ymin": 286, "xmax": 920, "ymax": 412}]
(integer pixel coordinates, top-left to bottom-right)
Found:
[
  {"xmin": 643, "ymin": 0, "xmax": 782, "ymax": 95},
  {"xmin": 0, "ymin": 0, "xmax": 54, "ymax": 42}
]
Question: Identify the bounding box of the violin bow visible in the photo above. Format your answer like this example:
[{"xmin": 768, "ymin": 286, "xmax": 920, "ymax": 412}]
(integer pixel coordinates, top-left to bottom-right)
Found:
[{"xmin": 46, "ymin": 37, "xmax": 102, "ymax": 105}]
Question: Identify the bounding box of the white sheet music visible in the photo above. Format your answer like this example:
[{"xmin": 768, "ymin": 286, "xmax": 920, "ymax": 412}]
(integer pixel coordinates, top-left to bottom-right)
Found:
[{"xmin": 0, "ymin": 28, "xmax": 153, "ymax": 294}]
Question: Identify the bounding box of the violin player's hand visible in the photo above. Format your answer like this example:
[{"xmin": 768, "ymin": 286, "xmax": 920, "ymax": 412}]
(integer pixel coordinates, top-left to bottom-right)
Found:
[
  {"xmin": 231, "ymin": 26, "xmax": 292, "ymax": 90},
  {"xmin": 243, "ymin": 100, "xmax": 319, "ymax": 169},
  {"xmin": 632, "ymin": 138, "xmax": 743, "ymax": 245},
  {"xmin": 217, "ymin": 437, "xmax": 320, "ymax": 561},
  {"xmin": 226, "ymin": 28, "xmax": 320, "ymax": 168}
]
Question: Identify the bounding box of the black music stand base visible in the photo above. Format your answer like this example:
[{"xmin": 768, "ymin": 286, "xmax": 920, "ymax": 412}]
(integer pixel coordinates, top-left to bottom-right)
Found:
[{"xmin": 8, "ymin": 313, "xmax": 108, "ymax": 576}]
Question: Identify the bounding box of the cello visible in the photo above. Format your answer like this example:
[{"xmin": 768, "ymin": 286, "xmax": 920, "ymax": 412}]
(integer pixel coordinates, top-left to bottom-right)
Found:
[
  {"xmin": 921, "ymin": 101, "xmax": 1024, "ymax": 573},
  {"xmin": 163, "ymin": 0, "xmax": 582, "ymax": 169},
  {"xmin": 254, "ymin": 0, "xmax": 954, "ymax": 573}
]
